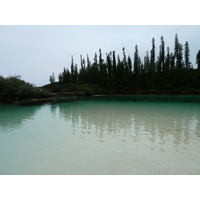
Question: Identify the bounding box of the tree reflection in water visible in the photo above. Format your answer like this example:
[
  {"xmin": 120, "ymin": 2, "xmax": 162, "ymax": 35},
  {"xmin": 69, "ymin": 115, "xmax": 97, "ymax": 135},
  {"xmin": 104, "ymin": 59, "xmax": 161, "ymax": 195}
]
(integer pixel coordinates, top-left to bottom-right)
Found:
[
  {"xmin": 54, "ymin": 97, "xmax": 200, "ymax": 152},
  {"xmin": 0, "ymin": 104, "xmax": 41, "ymax": 132}
]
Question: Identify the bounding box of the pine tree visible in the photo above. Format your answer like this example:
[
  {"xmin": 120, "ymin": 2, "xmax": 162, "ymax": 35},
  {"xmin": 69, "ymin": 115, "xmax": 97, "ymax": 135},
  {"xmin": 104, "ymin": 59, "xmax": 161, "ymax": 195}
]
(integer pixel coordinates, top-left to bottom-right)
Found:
[
  {"xmin": 157, "ymin": 49, "xmax": 162, "ymax": 74},
  {"xmin": 134, "ymin": 45, "xmax": 139, "ymax": 75},
  {"xmin": 144, "ymin": 51, "xmax": 150, "ymax": 73},
  {"xmin": 55, "ymin": 34, "xmax": 199, "ymax": 94},
  {"xmin": 106, "ymin": 52, "xmax": 112, "ymax": 89},
  {"xmin": 91, "ymin": 52, "xmax": 99, "ymax": 84},
  {"xmin": 112, "ymin": 51, "xmax": 116, "ymax": 76},
  {"xmin": 74, "ymin": 64, "xmax": 78, "ymax": 83},
  {"xmin": 127, "ymin": 55, "xmax": 132, "ymax": 74},
  {"xmin": 107, "ymin": 52, "xmax": 112, "ymax": 76},
  {"xmin": 99, "ymin": 49, "xmax": 106, "ymax": 88},
  {"xmin": 134, "ymin": 45, "xmax": 140, "ymax": 87},
  {"xmin": 127, "ymin": 55, "xmax": 132, "ymax": 87},
  {"xmin": 184, "ymin": 41, "xmax": 191, "ymax": 69},
  {"xmin": 174, "ymin": 33, "xmax": 179, "ymax": 63},
  {"xmin": 150, "ymin": 38, "xmax": 156, "ymax": 88},
  {"xmin": 122, "ymin": 47, "xmax": 126, "ymax": 65},
  {"xmin": 196, "ymin": 50, "xmax": 200, "ymax": 70},
  {"xmin": 116, "ymin": 55, "xmax": 124, "ymax": 91},
  {"xmin": 80, "ymin": 55, "xmax": 83, "ymax": 69},
  {"xmin": 150, "ymin": 38, "xmax": 156, "ymax": 72},
  {"xmin": 79, "ymin": 55, "xmax": 87, "ymax": 84},
  {"xmin": 62, "ymin": 67, "xmax": 70, "ymax": 84},
  {"xmin": 177, "ymin": 43, "xmax": 183, "ymax": 71},
  {"xmin": 94, "ymin": 52, "xmax": 98, "ymax": 65},
  {"xmin": 170, "ymin": 53, "xmax": 175, "ymax": 71},
  {"xmin": 165, "ymin": 47, "xmax": 170, "ymax": 73},
  {"xmin": 160, "ymin": 36, "xmax": 165, "ymax": 73},
  {"xmin": 86, "ymin": 54, "xmax": 91, "ymax": 83},
  {"xmin": 99, "ymin": 49, "xmax": 103, "ymax": 67},
  {"xmin": 112, "ymin": 51, "xmax": 117, "ymax": 89},
  {"xmin": 156, "ymin": 37, "xmax": 165, "ymax": 88},
  {"xmin": 71, "ymin": 56, "xmax": 74, "ymax": 83},
  {"xmin": 122, "ymin": 47, "xmax": 129, "ymax": 86},
  {"xmin": 66, "ymin": 68, "xmax": 71, "ymax": 84},
  {"xmin": 196, "ymin": 50, "xmax": 200, "ymax": 87},
  {"xmin": 122, "ymin": 47, "xmax": 128, "ymax": 74},
  {"xmin": 163, "ymin": 47, "xmax": 171, "ymax": 89}
]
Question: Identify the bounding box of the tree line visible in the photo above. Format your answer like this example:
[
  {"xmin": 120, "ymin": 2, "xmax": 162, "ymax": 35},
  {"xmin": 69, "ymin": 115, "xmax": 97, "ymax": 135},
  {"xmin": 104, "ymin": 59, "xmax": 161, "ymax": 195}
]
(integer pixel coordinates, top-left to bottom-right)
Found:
[{"xmin": 51, "ymin": 34, "xmax": 200, "ymax": 94}]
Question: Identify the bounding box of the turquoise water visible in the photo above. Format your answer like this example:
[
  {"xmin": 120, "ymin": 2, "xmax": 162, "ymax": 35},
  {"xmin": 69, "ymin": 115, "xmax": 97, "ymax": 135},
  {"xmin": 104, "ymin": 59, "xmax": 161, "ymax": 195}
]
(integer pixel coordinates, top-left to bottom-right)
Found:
[{"xmin": 0, "ymin": 96, "xmax": 200, "ymax": 175}]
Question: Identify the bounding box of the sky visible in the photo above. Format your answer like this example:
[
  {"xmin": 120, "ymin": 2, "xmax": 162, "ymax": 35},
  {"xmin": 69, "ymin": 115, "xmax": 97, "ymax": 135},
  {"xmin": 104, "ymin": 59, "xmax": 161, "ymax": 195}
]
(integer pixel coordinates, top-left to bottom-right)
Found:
[
  {"xmin": 0, "ymin": 1, "xmax": 200, "ymax": 87},
  {"xmin": 0, "ymin": 25, "xmax": 200, "ymax": 86}
]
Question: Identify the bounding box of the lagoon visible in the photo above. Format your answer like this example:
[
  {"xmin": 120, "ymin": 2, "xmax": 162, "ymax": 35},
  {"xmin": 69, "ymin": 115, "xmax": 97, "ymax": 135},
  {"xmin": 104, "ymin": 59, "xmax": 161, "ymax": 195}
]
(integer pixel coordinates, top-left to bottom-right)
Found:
[{"xmin": 0, "ymin": 95, "xmax": 200, "ymax": 175}]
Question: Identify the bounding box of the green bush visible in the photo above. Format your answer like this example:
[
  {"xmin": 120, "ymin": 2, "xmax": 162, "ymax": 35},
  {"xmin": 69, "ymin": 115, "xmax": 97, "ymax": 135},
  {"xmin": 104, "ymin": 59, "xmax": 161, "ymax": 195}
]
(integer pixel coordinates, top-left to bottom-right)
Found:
[{"xmin": 0, "ymin": 75, "xmax": 54, "ymax": 103}]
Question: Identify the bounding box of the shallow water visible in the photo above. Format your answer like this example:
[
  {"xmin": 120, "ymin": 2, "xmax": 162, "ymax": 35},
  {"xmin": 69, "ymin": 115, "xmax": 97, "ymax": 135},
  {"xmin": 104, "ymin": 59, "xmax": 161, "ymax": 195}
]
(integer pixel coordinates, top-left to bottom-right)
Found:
[{"xmin": 0, "ymin": 96, "xmax": 200, "ymax": 175}]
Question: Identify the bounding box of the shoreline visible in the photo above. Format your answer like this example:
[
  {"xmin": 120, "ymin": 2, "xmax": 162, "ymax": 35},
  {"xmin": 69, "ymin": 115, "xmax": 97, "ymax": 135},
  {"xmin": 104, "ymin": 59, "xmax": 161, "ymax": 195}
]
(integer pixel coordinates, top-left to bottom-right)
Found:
[{"xmin": 1, "ymin": 92, "xmax": 200, "ymax": 105}]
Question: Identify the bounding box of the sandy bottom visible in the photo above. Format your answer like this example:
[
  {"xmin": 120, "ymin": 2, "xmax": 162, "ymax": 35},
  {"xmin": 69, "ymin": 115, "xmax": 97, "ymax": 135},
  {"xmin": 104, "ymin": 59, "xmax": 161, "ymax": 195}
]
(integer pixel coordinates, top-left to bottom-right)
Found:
[{"xmin": 0, "ymin": 98, "xmax": 200, "ymax": 175}]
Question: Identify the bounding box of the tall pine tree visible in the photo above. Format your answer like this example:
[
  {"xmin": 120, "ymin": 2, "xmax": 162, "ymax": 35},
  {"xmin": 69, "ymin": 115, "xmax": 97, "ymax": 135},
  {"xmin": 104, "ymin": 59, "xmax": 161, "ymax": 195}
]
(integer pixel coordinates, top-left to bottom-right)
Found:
[
  {"xmin": 150, "ymin": 38, "xmax": 156, "ymax": 72},
  {"xmin": 160, "ymin": 36, "xmax": 165, "ymax": 73},
  {"xmin": 196, "ymin": 50, "xmax": 200, "ymax": 70},
  {"xmin": 184, "ymin": 41, "xmax": 191, "ymax": 69}
]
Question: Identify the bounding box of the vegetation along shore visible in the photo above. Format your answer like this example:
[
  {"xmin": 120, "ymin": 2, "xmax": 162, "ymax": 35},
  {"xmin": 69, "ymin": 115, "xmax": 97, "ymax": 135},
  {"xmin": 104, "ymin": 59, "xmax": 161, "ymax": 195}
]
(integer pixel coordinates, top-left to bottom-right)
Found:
[{"xmin": 1, "ymin": 34, "xmax": 200, "ymax": 103}]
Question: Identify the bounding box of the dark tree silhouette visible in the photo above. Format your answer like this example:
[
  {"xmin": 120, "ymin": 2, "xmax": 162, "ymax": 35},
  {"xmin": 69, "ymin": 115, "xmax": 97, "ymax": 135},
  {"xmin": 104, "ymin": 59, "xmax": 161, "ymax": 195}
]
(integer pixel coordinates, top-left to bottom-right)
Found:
[
  {"xmin": 54, "ymin": 34, "xmax": 200, "ymax": 95},
  {"xmin": 196, "ymin": 50, "xmax": 200, "ymax": 70},
  {"xmin": 184, "ymin": 41, "xmax": 191, "ymax": 69}
]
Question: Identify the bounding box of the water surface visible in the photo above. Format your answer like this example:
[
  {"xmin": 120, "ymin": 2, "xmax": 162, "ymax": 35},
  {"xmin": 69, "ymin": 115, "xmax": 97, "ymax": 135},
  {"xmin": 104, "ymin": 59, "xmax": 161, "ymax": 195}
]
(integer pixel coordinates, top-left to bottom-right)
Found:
[{"xmin": 0, "ymin": 96, "xmax": 200, "ymax": 174}]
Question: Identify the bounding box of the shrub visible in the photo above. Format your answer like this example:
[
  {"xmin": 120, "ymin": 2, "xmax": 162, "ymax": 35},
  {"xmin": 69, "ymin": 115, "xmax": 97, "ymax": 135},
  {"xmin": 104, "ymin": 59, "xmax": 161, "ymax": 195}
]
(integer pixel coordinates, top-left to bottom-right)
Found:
[{"xmin": 0, "ymin": 75, "xmax": 49, "ymax": 103}]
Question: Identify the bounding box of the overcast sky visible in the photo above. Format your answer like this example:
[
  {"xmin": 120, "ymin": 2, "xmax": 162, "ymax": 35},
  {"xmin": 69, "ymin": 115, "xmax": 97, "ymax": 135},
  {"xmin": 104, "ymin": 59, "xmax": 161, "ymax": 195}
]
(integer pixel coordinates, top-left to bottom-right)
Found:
[{"xmin": 0, "ymin": 25, "xmax": 200, "ymax": 86}]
